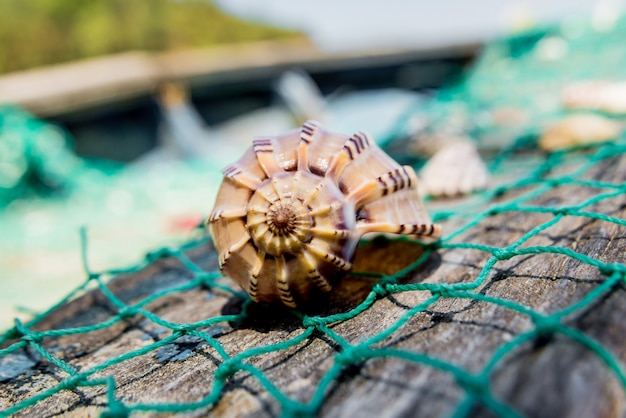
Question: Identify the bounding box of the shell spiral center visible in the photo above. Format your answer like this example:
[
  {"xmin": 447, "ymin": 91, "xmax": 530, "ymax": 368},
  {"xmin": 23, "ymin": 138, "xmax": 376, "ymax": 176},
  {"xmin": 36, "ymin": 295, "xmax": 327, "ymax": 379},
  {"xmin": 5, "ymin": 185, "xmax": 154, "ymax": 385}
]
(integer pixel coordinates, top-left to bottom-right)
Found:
[
  {"xmin": 267, "ymin": 204, "xmax": 298, "ymax": 236},
  {"xmin": 248, "ymin": 198, "xmax": 312, "ymax": 257}
]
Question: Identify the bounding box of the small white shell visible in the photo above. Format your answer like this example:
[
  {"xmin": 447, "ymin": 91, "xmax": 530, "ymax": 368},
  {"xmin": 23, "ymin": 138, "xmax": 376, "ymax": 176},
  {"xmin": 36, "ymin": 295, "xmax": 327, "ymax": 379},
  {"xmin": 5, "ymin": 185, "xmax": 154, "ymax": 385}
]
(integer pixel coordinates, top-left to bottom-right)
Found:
[
  {"xmin": 418, "ymin": 140, "xmax": 490, "ymax": 198},
  {"xmin": 208, "ymin": 121, "xmax": 440, "ymax": 307}
]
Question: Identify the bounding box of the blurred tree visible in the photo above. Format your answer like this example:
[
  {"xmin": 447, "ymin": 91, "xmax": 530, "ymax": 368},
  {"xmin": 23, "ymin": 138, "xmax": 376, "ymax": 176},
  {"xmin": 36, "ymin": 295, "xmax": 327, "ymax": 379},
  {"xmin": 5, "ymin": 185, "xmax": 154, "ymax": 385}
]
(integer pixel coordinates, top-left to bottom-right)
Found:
[{"xmin": 0, "ymin": 0, "xmax": 302, "ymax": 73}]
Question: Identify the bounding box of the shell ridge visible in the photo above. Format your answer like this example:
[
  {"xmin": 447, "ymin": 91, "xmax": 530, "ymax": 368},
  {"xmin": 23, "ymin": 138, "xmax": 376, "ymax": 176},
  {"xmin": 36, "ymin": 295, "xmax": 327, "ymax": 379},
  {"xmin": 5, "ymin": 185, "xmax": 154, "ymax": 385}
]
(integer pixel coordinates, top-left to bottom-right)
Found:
[
  {"xmin": 289, "ymin": 170, "xmax": 304, "ymax": 198},
  {"xmin": 207, "ymin": 207, "xmax": 247, "ymax": 223},
  {"xmin": 307, "ymin": 202, "xmax": 337, "ymax": 217},
  {"xmin": 306, "ymin": 241, "xmax": 353, "ymax": 272},
  {"xmin": 218, "ymin": 230, "xmax": 251, "ymax": 267},
  {"xmin": 251, "ymin": 223, "xmax": 270, "ymax": 245},
  {"xmin": 356, "ymin": 222, "xmax": 441, "ymax": 238},
  {"xmin": 310, "ymin": 227, "xmax": 352, "ymax": 239},
  {"xmin": 297, "ymin": 120, "xmax": 320, "ymax": 172},
  {"xmin": 300, "ymin": 120, "xmax": 319, "ymax": 142},
  {"xmin": 275, "ymin": 256, "xmax": 297, "ymax": 307},
  {"xmin": 327, "ymin": 131, "xmax": 374, "ymax": 180},
  {"xmin": 270, "ymin": 177, "xmax": 284, "ymax": 200},
  {"xmin": 326, "ymin": 152, "xmax": 350, "ymax": 180},
  {"xmin": 299, "ymin": 250, "xmax": 331, "ymax": 292},
  {"xmin": 223, "ymin": 164, "xmax": 263, "ymax": 190},
  {"xmin": 349, "ymin": 131, "xmax": 372, "ymax": 155},
  {"xmin": 302, "ymin": 180, "xmax": 326, "ymax": 206},
  {"xmin": 248, "ymin": 251, "xmax": 265, "ymax": 302},
  {"xmin": 253, "ymin": 137, "xmax": 283, "ymax": 178},
  {"xmin": 348, "ymin": 165, "xmax": 419, "ymax": 207},
  {"xmin": 246, "ymin": 205, "xmax": 268, "ymax": 214},
  {"xmin": 254, "ymin": 187, "xmax": 279, "ymax": 204}
]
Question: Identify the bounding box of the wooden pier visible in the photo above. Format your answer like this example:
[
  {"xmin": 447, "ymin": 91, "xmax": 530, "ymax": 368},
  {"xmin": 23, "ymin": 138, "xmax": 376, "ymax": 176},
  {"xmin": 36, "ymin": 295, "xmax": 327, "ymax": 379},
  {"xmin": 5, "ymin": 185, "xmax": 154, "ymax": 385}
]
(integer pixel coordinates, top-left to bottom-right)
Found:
[{"xmin": 0, "ymin": 39, "xmax": 477, "ymax": 118}]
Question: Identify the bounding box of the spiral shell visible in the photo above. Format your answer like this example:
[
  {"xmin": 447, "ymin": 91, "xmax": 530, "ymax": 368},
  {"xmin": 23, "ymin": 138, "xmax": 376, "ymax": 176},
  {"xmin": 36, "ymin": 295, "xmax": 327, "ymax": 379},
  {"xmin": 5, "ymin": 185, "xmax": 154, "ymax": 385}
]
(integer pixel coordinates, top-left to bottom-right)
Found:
[{"xmin": 208, "ymin": 121, "xmax": 441, "ymax": 307}]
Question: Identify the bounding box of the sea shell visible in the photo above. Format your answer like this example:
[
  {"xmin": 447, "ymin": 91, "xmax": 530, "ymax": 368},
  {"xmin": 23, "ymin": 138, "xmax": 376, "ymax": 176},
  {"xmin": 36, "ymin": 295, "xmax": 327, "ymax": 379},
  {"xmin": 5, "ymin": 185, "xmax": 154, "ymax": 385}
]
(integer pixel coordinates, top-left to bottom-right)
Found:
[
  {"xmin": 562, "ymin": 81, "xmax": 626, "ymax": 115},
  {"xmin": 417, "ymin": 137, "xmax": 490, "ymax": 198},
  {"xmin": 539, "ymin": 113, "xmax": 622, "ymax": 152},
  {"xmin": 207, "ymin": 120, "xmax": 441, "ymax": 307}
]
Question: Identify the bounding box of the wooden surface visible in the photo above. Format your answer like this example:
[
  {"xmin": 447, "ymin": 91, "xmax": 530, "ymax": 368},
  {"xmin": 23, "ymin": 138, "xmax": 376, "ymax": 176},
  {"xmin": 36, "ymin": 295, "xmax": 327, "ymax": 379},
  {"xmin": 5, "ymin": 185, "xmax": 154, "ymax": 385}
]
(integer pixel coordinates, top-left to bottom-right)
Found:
[
  {"xmin": 0, "ymin": 39, "xmax": 477, "ymax": 118},
  {"xmin": 1, "ymin": 151, "xmax": 626, "ymax": 417}
]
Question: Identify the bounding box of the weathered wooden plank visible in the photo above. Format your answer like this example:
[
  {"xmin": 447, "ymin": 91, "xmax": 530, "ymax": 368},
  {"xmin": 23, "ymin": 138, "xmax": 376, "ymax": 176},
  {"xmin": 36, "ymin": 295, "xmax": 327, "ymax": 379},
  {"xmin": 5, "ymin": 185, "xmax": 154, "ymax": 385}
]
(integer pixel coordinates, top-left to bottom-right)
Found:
[
  {"xmin": 1, "ymin": 151, "xmax": 625, "ymax": 417},
  {"xmin": 0, "ymin": 39, "xmax": 477, "ymax": 118}
]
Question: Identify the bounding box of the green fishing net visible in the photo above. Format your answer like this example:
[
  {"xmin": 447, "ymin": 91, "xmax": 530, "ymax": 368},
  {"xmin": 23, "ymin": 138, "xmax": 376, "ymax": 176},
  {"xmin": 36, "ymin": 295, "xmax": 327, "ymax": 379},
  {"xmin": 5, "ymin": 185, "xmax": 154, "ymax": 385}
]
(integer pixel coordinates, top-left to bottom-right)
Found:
[
  {"xmin": 2, "ymin": 14, "xmax": 626, "ymax": 418},
  {"xmin": 0, "ymin": 106, "xmax": 84, "ymax": 206}
]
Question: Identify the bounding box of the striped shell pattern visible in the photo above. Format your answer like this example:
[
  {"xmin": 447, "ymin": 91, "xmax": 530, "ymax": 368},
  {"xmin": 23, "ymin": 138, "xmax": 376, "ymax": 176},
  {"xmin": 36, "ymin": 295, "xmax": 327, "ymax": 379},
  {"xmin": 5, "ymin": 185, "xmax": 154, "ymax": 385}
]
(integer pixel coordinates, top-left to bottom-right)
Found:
[{"xmin": 208, "ymin": 121, "xmax": 441, "ymax": 307}]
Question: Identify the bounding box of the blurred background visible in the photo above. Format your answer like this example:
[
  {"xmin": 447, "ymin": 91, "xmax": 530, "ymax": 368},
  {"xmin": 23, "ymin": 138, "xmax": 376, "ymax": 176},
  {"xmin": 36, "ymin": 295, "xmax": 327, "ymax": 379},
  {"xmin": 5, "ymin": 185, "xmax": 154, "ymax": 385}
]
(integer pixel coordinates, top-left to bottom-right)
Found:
[{"xmin": 0, "ymin": 0, "xmax": 624, "ymax": 330}]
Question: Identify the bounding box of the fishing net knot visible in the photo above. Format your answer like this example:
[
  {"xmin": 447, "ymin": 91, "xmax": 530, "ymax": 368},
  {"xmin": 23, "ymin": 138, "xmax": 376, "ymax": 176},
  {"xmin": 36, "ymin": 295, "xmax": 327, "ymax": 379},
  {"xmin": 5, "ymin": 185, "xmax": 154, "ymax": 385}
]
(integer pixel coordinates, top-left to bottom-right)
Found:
[
  {"xmin": 430, "ymin": 284, "xmax": 456, "ymax": 298},
  {"xmin": 117, "ymin": 306, "xmax": 138, "ymax": 319},
  {"xmin": 598, "ymin": 263, "xmax": 626, "ymax": 276},
  {"xmin": 101, "ymin": 401, "xmax": 130, "ymax": 418},
  {"xmin": 196, "ymin": 272, "xmax": 218, "ymax": 286},
  {"xmin": 302, "ymin": 316, "xmax": 326, "ymax": 328},
  {"xmin": 215, "ymin": 359, "xmax": 241, "ymax": 380},
  {"xmin": 533, "ymin": 315, "xmax": 561, "ymax": 334},
  {"xmin": 170, "ymin": 324, "xmax": 190, "ymax": 333},
  {"xmin": 58, "ymin": 375, "xmax": 88, "ymax": 390},
  {"xmin": 455, "ymin": 374, "xmax": 489, "ymax": 396},
  {"xmin": 551, "ymin": 207, "xmax": 571, "ymax": 216},
  {"xmin": 336, "ymin": 346, "xmax": 369, "ymax": 365},
  {"xmin": 372, "ymin": 283, "xmax": 389, "ymax": 297},
  {"xmin": 12, "ymin": 319, "xmax": 42, "ymax": 343},
  {"xmin": 493, "ymin": 248, "xmax": 515, "ymax": 260},
  {"xmin": 21, "ymin": 333, "xmax": 43, "ymax": 343},
  {"xmin": 145, "ymin": 247, "xmax": 175, "ymax": 262}
]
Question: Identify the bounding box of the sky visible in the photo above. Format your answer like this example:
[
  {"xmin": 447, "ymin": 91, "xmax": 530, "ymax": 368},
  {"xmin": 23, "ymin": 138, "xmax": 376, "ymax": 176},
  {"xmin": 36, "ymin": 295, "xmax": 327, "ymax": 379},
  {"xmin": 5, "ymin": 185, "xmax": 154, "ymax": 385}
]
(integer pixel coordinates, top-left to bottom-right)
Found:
[{"xmin": 214, "ymin": 0, "xmax": 625, "ymax": 51}]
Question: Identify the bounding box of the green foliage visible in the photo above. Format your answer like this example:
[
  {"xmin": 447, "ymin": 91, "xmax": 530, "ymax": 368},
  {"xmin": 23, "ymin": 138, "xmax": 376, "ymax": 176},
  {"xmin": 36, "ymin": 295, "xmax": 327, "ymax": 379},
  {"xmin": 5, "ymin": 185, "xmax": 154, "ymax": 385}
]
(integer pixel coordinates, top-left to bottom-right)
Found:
[{"xmin": 0, "ymin": 0, "xmax": 301, "ymax": 74}]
